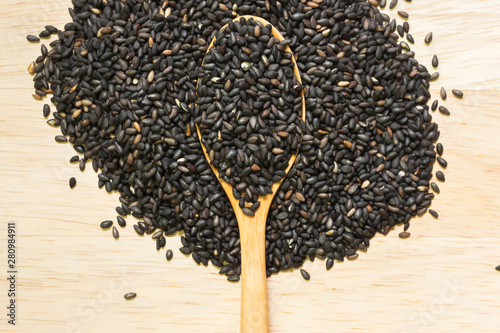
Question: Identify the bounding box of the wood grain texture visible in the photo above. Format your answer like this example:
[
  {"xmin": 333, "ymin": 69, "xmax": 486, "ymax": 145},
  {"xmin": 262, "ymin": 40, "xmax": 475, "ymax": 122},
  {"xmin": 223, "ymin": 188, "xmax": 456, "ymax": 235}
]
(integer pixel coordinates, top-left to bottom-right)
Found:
[{"xmin": 1, "ymin": 1, "xmax": 500, "ymax": 332}]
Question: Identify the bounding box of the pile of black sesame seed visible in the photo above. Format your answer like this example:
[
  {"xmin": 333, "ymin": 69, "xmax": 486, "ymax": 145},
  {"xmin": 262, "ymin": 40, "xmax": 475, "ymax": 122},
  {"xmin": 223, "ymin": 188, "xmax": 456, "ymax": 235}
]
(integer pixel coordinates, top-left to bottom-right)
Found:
[
  {"xmin": 28, "ymin": 0, "xmax": 444, "ymax": 281},
  {"xmin": 197, "ymin": 17, "xmax": 304, "ymax": 215}
]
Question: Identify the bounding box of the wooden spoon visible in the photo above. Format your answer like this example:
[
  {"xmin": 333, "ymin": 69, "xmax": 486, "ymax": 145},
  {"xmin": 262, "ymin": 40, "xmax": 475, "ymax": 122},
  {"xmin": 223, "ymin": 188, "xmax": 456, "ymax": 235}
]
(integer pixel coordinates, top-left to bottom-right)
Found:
[{"xmin": 196, "ymin": 15, "xmax": 306, "ymax": 333}]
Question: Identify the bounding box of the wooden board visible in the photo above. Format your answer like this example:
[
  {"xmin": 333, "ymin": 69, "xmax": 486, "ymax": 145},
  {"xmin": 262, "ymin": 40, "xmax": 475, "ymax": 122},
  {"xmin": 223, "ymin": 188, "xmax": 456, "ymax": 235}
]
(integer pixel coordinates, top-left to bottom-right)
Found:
[{"xmin": 1, "ymin": 0, "xmax": 500, "ymax": 332}]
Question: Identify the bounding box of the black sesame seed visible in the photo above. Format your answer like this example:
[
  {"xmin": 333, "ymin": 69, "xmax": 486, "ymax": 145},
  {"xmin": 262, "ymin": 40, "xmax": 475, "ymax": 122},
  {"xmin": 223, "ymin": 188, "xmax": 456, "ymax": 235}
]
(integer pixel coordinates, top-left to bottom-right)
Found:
[
  {"xmin": 436, "ymin": 143, "xmax": 444, "ymax": 156},
  {"xmin": 397, "ymin": 11, "xmax": 409, "ymax": 19},
  {"xmin": 43, "ymin": 104, "xmax": 50, "ymax": 117},
  {"xmin": 437, "ymin": 157, "xmax": 448, "ymax": 168},
  {"xmin": 117, "ymin": 216, "xmax": 126, "ymax": 227},
  {"xmin": 431, "ymin": 100, "xmax": 438, "ymax": 111},
  {"xmin": 69, "ymin": 177, "xmax": 76, "ymax": 189},
  {"xmin": 133, "ymin": 225, "xmax": 144, "ymax": 236},
  {"xmin": 432, "ymin": 55, "xmax": 439, "ymax": 68},
  {"xmin": 430, "ymin": 72, "xmax": 439, "ymax": 81},
  {"xmin": 26, "ymin": 35, "xmax": 40, "ymax": 42},
  {"xmin": 441, "ymin": 87, "xmax": 447, "ymax": 100},
  {"xmin": 54, "ymin": 135, "xmax": 67, "ymax": 143},
  {"xmin": 180, "ymin": 247, "xmax": 191, "ymax": 255},
  {"xmin": 438, "ymin": 106, "xmax": 450, "ymax": 116},
  {"xmin": 228, "ymin": 275, "xmax": 240, "ymax": 282},
  {"xmin": 436, "ymin": 171, "xmax": 446, "ymax": 182},
  {"xmin": 112, "ymin": 226, "xmax": 119, "ymax": 239},
  {"xmin": 45, "ymin": 25, "xmax": 58, "ymax": 33},
  {"xmin": 39, "ymin": 30, "xmax": 51, "ymax": 38},
  {"xmin": 100, "ymin": 220, "xmax": 113, "ymax": 229},
  {"xmin": 300, "ymin": 269, "xmax": 310, "ymax": 281},
  {"xmin": 425, "ymin": 32, "xmax": 433, "ymax": 44},
  {"xmin": 399, "ymin": 232, "xmax": 411, "ymax": 239},
  {"xmin": 242, "ymin": 207, "xmax": 255, "ymax": 216},
  {"xmin": 166, "ymin": 250, "xmax": 173, "ymax": 261},
  {"xmin": 124, "ymin": 292, "xmax": 136, "ymax": 300},
  {"xmin": 452, "ymin": 89, "xmax": 464, "ymax": 98}
]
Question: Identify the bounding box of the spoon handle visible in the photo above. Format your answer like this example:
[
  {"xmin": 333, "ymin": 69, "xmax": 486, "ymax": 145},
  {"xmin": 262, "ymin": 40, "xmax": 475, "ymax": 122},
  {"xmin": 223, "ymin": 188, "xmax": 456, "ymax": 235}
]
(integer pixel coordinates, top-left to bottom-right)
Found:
[{"xmin": 238, "ymin": 204, "xmax": 270, "ymax": 333}]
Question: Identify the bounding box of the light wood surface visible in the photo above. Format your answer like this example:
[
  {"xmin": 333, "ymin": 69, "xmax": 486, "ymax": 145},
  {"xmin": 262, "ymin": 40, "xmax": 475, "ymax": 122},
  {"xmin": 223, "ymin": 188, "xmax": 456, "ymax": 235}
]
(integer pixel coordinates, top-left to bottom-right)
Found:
[{"xmin": 1, "ymin": 1, "xmax": 500, "ymax": 332}]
